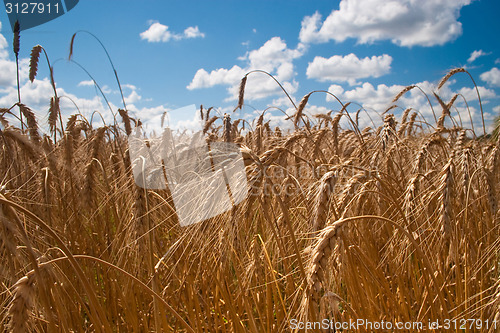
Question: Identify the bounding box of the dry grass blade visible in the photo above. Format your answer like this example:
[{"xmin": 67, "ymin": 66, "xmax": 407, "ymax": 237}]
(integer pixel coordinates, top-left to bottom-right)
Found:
[{"xmin": 437, "ymin": 157, "xmax": 454, "ymax": 244}]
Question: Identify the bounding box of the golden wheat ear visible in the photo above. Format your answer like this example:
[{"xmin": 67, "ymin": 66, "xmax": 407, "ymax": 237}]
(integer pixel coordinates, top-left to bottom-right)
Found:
[
  {"xmin": 437, "ymin": 68, "xmax": 466, "ymax": 90},
  {"xmin": 8, "ymin": 275, "xmax": 34, "ymax": 333},
  {"xmin": 236, "ymin": 75, "xmax": 247, "ymax": 111},
  {"xmin": 29, "ymin": 45, "xmax": 42, "ymax": 83},
  {"xmin": 392, "ymin": 85, "xmax": 416, "ymax": 103}
]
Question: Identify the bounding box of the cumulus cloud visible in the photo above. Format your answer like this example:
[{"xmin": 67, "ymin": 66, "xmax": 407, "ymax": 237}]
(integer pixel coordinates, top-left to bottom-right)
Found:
[
  {"xmin": 0, "ymin": 22, "xmax": 30, "ymax": 88},
  {"xmin": 480, "ymin": 67, "xmax": 500, "ymax": 87},
  {"xmin": 327, "ymin": 79, "xmax": 497, "ymax": 130},
  {"xmin": 124, "ymin": 90, "xmax": 142, "ymax": 104},
  {"xmin": 188, "ymin": 66, "xmax": 245, "ymax": 90},
  {"xmin": 0, "ymin": 58, "xmax": 27, "ymax": 87},
  {"xmin": 183, "ymin": 26, "xmax": 205, "ymax": 39},
  {"xmin": 140, "ymin": 22, "xmax": 205, "ymax": 42},
  {"xmin": 0, "ymin": 22, "xmax": 170, "ymax": 132},
  {"xmin": 0, "ymin": 77, "xmax": 115, "ymax": 130},
  {"xmin": 78, "ymin": 80, "xmax": 94, "ymax": 87},
  {"xmin": 327, "ymin": 82, "xmax": 406, "ymax": 112},
  {"xmin": 0, "ymin": 21, "xmax": 8, "ymax": 59},
  {"xmin": 458, "ymin": 85, "xmax": 497, "ymax": 101},
  {"xmin": 306, "ymin": 53, "xmax": 392, "ymax": 84},
  {"xmin": 299, "ymin": 0, "xmax": 472, "ymax": 47},
  {"xmin": 467, "ymin": 50, "xmax": 490, "ymax": 63},
  {"xmin": 188, "ymin": 37, "xmax": 304, "ymax": 102}
]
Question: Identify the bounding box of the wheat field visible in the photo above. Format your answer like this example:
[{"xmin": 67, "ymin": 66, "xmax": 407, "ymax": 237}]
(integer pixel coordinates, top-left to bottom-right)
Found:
[{"xmin": 0, "ymin": 33, "xmax": 499, "ymax": 333}]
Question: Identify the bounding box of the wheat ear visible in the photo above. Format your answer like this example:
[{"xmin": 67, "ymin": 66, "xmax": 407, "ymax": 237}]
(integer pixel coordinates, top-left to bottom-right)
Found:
[
  {"xmin": 29, "ymin": 45, "xmax": 42, "ymax": 83},
  {"xmin": 223, "ymin": 113, "xmax": 232, "ymax": 142},
  {"xmin": 437, "ymin": 68, "xmax": 466, "ymax": 90},
  {"xmin": 312, "ymin": 171, "xmax": 337, "ymax": 231},
  {"xmin": 18, "ymin": 104, "xmax": 40, "ymax": 143},
  {"xmin": 392, "ymin": 85, "xmax": 416, "ymax": 102},
  {"xmin": 236, "ymin": 75, "xmax": 247, "ymax": 111},
  {"xmin": 8, "ymin": 275, "xmax": 35, "ymax": 333}
]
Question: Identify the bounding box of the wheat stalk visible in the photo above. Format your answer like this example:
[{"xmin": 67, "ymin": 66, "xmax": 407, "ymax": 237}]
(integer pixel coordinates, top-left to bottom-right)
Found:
[{"xmin": 437, "ymin": 157, "xmax": 454, "ymax": 247}]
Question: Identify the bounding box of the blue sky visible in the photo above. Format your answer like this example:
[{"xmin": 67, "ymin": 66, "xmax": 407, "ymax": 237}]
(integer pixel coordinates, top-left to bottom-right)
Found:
[{"xmin": 0, "ymin": 0, "xmax": 499, "ymax": 133}]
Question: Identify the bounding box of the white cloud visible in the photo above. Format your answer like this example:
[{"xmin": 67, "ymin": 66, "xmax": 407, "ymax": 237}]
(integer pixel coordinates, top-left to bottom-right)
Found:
[
  {"xmin": 0, "ymin": 77, "xmax": 115, "ymax": 130},
  {"xmin": 140, "ymin": 22, "xmax": 205, "ymax": 42},
  {"xmin": 78, "ymin": 80, "xmax": 94, "ymax": 87},
  {"xmin": 495, "ymin": 59, "xmax": 500, "ymax": 65},
  {"xmin": 467, "ymin": 50, "xmax": 490, "ymax": 63},
  {"xmin": 124, "ymin": 90, "xmax": 142, "ymax": 104},
  {"xmin": 77, "ymin": 80, "xmax": 112, "ymax": 94},
  {"xmin": 327, "ymin": 82, "xmax": 406, "ymax": 113},
  {"xmin": 122, "ymin": 84, "xmax": 137, "ymax": 90},
  {"xmin": 326, "ymin": 79, "xmax": 497, "ymax": 130},
  {"xmin": 188, "ymin": 37, "xmax": 304, "ymax": 102},
  {"xmin": 140, "ymin": 22, "xmax": 175, "ymax": 42},
  {"xmin": 458, "ymin": 86, "xmax": 497, "ymax": 101},
  {"xmin": 0, "ymin": 21, "xmax": 9, "ymax": 60},
  {"xmin": 183, "ymin": 26, "xmax": 205, "ymax": 39},
  {"xmin": 187, "ymin": 66, "xmax": 245, "ymax": 90},
  {"xmin": 0, "ymin": 23, "xmax": 168, "ymax": 132},
  {"xmin": 480, "ymin": 67, "xmax": 500, "ymax": 87},
  {"xmin": 299, "ymin": 0, "xmax": 472, "ymax": 47},
  {"xmin": 0, "ymin": 59, "xmax": 22, "ymax": 87},
  {"xmin": 306, "ymin": 53, "xmax": 392, "ymax": 84},
  {"xmin": 127, "ymin": 104, "xmax": 169, "ymax": 133},
  {"xmin": 0, "ymin": 21, "xmax": 30, "ymax": 88}
]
